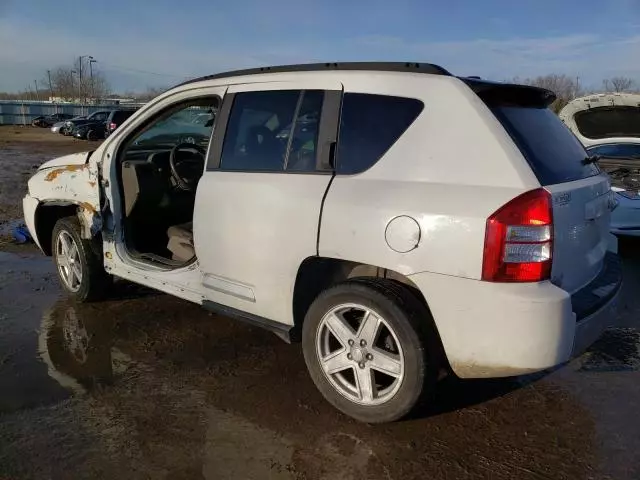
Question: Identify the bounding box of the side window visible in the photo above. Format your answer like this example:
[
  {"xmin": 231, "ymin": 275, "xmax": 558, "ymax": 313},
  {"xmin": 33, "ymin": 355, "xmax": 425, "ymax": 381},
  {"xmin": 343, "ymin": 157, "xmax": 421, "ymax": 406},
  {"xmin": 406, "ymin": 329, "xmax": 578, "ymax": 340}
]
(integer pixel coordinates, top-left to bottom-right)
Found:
[
  {"xmin": 92, "ymin": 112, "xmax": 108, "ymax": 122},
  {"xmin": 221, "ymin": 91, "xmax": 298, "ymax": 171},
  {"xmin": 336, "ymin": 93, "xmax": 424, "ymax": 175},
  {"xmin": 220, "ymin": 90, "xmax": 324, "ymax": 172},
  {"xmin": 128, "ymin": 98, "xmax": 218, "ymax": 149}
]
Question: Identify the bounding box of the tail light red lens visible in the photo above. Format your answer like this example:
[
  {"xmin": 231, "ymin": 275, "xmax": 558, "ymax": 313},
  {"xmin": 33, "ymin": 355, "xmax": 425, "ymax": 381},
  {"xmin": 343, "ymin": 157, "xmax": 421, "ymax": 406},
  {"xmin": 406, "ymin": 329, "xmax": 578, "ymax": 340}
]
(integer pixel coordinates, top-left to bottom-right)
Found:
[
  {"xmin": 109, "ymin": 122, "xmax": 117, "ymax": 131},
  {"xmin": 482, "ymin": 188, "xmax": 553, "ymax": 282}
]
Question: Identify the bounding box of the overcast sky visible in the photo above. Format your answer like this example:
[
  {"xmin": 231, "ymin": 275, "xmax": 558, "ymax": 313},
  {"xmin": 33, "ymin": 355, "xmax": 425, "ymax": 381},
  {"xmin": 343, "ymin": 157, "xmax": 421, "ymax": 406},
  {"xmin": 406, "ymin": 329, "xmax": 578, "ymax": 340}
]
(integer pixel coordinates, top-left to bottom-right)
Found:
[{"xmin": 1, "ymin": 0, "xmax": 639, "ymax": 93}]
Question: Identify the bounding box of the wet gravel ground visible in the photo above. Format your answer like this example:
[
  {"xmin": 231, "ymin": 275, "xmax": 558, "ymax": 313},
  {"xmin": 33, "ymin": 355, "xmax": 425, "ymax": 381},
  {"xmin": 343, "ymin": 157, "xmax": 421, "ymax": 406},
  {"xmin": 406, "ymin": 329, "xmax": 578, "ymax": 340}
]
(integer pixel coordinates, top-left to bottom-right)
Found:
[{"xmin": 1, "ymin": 127, "xmax": 640, "ymax": 479}]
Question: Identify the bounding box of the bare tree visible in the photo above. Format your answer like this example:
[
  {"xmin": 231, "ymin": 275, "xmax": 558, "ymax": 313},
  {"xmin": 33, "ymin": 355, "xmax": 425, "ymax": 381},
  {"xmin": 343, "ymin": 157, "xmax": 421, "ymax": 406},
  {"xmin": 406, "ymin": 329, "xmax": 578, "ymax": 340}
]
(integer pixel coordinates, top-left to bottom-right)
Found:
[
  {"xmin": 45, "ymin": 60, "xmax": 110, "ymax": 102},
  {"xmin": 513, "ymin": 74, "xmax": 582, "ymax": 113},
  {"xmin": 603, "ymin": 76, "xmax": 636, "ymax": 92}
]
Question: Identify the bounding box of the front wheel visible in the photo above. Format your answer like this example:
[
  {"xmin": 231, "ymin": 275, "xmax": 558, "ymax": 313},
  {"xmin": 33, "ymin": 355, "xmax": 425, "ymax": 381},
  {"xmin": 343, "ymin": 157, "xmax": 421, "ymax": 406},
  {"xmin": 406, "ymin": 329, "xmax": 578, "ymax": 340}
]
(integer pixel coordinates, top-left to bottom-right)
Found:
[
  {"xmin": 52, "ymin": 217, "xmax": 111, "ymax": 302},
  {"xmin": 302, "ymin": 278, "xmax": 438, "ymax": 423}
]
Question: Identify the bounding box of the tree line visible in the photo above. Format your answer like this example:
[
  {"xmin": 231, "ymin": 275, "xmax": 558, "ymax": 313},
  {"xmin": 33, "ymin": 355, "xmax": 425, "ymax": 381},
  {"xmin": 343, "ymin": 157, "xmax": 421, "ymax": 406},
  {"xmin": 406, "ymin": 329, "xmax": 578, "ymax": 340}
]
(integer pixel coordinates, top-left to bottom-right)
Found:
[
  {"xmin": 0, "ymin": 57, "xmax": 168, "ymax": 103},
  {"xmin": 1, "ymin": 70, "xmax": 637, "ymax": 109}
]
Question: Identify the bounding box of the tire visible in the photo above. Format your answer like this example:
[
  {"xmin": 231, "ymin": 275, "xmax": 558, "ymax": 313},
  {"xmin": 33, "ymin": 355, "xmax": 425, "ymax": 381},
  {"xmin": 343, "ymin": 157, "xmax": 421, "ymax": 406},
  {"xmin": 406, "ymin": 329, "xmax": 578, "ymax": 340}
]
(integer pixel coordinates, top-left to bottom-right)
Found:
[
  {"xmin": 302, "ymin": 278, "xmax": 439, "ymax": 423},
  {"xmin": 51, "ymin": 216, "xmax": 111, "ymax": 302},
  {"xmin": 86, "ymin": 129, "xmax": 97, "ymax": 141}
]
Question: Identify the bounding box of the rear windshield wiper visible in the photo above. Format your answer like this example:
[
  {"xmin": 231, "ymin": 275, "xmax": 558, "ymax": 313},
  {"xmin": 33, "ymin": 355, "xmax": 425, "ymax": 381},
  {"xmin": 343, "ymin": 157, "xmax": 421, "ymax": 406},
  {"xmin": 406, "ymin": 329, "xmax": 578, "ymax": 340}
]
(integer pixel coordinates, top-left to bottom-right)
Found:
[{"xmin": 582, "ymin": 155, "xmax": 600, "ymax": 165}]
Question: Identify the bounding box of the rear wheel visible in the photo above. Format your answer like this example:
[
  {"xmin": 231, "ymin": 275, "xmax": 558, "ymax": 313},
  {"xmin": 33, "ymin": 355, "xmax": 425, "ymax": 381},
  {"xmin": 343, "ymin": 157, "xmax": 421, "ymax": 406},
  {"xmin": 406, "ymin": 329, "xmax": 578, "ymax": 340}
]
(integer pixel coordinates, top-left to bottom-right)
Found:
[
  {"xmin": 86, "ymin": 129, "xmax": 98, "ymax": 141},
  {"xmin": 52, "ymin": 217, "xmax": 111, "ymax": 302},
  {"xmin": 302, "ymin": 278, "xmax": 438, "ymax": 423}
]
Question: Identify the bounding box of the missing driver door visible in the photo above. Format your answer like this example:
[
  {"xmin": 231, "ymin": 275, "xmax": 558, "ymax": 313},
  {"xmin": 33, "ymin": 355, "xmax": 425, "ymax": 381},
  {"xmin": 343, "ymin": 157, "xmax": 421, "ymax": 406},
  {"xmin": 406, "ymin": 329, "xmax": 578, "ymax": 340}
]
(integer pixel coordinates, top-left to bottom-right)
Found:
[{"xmin": 100, "ymin": 85, "xmax": 228, "ymax": 303}]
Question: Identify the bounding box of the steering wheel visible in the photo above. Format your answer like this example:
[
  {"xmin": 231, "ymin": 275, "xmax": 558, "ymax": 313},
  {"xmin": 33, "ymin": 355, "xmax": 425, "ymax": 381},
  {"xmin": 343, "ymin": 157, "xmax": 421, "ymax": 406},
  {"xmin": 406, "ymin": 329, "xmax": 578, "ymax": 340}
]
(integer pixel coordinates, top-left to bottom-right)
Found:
[{"xmin": 169, "ymin": 142, "xmax": 206, "ymax": 191}]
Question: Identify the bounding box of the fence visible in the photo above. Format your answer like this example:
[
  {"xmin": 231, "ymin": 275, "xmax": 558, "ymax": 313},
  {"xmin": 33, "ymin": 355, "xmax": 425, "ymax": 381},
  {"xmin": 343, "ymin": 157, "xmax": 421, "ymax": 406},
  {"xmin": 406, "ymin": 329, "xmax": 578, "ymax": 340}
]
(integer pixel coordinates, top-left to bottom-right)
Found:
[{"xmin": 0, "ymin": 101, "xmax": 146, "ymax": 125}]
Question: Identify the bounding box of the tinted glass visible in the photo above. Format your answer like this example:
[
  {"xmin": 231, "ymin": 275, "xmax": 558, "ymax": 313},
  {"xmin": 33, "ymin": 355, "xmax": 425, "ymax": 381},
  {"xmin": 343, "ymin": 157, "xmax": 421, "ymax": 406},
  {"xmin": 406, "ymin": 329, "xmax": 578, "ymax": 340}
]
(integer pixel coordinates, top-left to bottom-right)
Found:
[
  {"xmin": 90, "ymin": 112, "xmax": 109, "ymax": 121},
  {"xmin": 575, "ymin": 107, "xmax": 640, "ymax": 139},
  {"xmin": 221, "ymin": 91, "xmax": 299, "ymax": 171},
  {"xmin": 587, "ymin": 143, "xmax": 640, "ymax": 158},
  {"xmin": 492, "ymin": 106, "xmax": 599, "ymax": 185},
  {"xmin": 336, "ymin": 93, "xmax": 423, "ymax": 175},
  {"xmin": 113, "ymin": 110, "xmax": 135, "ymax": 123},
  {"xmin": 283, "ymin": 91, "xmax": 323, "ymax": 172}
]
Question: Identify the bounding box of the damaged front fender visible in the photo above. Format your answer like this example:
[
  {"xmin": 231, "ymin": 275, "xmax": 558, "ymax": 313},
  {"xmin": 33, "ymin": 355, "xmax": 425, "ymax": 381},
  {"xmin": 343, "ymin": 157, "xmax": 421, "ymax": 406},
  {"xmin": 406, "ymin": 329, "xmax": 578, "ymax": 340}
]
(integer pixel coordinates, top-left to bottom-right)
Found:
[{"xmin": 27, "ymin": 153, "xmax": 103, "ymax": 240}]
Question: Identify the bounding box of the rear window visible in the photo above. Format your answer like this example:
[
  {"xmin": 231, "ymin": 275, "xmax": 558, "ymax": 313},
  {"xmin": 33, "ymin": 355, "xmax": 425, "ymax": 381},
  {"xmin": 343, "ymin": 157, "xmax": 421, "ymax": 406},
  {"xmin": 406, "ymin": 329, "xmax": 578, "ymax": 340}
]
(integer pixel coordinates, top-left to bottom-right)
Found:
[
  {"xmin": 113, "ymin": 111, "xmax": 135, "ymax": 123},
  {"xmin": 336, "ymin": 93, "xmax": 423, "ymax": 175},
  {"xmin": 575, "ymin": 106, "xmax": 640, "ymax": 139},
  {"xmin": 491, "ymin": 106, "xmax": 599, "ymax": 185}
]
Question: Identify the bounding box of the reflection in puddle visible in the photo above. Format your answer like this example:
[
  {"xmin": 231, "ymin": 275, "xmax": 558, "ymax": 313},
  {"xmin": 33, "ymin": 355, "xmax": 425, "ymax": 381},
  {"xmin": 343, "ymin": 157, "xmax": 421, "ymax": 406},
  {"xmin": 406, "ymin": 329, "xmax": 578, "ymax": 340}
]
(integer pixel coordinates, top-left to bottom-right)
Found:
[{"xmin": 38, "ymin": 300, "xmax": 132, "ymax": 394}]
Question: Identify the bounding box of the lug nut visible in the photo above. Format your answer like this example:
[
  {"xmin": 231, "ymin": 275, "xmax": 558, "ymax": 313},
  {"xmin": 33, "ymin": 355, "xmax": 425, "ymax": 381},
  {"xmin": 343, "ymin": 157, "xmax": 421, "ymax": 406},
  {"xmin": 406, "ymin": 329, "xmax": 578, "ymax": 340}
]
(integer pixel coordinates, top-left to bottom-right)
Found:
[
  {"xmin": 360, "ymin": 339, "xmax": 366, "ymax": 347},
  {"xmin": 348, "ymin": 339, "xmax": 355, "ymax": 346},
  {"xmin": 366, "ymin": 353, "xmax": 373, "ymax": 360},
  {"xmin": 358, "ymin": 362, "xmax": 365, "ymax": 369},
  {"xmin": 347, "ymin": 353, "xmax": 352, "ymax": 360}
]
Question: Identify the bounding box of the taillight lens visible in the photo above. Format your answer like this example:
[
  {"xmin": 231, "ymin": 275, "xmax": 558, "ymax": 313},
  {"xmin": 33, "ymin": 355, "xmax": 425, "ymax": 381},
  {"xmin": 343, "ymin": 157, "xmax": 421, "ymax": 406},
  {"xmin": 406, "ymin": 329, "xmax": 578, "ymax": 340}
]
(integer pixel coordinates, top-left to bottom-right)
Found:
[
  {"xmin": 482, "ymin": 188, "xmax": 553, "ymax": 282},
  {"xmin": 109, "ymin": 122, "xmax": 117, "ymax": 131}
]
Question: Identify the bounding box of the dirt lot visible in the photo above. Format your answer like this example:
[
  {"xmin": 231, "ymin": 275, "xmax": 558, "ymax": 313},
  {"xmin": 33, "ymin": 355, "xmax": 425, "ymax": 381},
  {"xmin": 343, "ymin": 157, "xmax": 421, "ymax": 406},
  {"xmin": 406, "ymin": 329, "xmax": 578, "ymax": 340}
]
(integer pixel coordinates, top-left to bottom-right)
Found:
[{"xmin": 1, "ymin": 127, "xmax": 640, "ymax": 479}]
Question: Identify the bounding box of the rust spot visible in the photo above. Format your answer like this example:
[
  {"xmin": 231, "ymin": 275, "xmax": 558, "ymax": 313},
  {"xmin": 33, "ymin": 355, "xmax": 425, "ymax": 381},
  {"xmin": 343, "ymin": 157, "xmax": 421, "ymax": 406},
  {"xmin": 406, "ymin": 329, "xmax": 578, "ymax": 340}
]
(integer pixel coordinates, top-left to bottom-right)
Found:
[
  {"xmin": 88, "ymin": 181, "xmax": 97, "ymax": 188},
  {"xmin": 79, "ymin": 202, "xmax": 97, "ymax": 214},
  {"xmin": 44, "ymin": 164, "xmax": 86, "ymax": 182}
]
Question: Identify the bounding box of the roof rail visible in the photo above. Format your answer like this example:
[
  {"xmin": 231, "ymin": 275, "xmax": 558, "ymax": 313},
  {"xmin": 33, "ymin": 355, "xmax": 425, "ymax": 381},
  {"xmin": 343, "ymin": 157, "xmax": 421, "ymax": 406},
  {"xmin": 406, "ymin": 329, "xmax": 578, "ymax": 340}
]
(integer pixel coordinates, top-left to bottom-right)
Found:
[{"xmin": 176, "ymin": 61, "xmax": 451, "ymax": 87}]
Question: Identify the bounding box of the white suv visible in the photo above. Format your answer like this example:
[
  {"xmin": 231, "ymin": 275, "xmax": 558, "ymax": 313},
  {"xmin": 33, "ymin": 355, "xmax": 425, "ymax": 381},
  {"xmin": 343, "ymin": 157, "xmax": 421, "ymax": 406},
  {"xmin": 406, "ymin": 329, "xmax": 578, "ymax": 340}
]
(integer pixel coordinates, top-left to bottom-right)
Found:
[{"xmin": 23, "ymin": 62, "xmax": 622, "ymax": 423}]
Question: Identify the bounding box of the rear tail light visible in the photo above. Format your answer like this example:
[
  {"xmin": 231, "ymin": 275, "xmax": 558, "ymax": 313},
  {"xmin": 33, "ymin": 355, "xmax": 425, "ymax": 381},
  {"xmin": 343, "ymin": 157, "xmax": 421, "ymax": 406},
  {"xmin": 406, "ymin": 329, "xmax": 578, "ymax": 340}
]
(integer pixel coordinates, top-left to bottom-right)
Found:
[
  {"xmin": 482, "ymin": 188, "xmax": 553, "ymax": 282},
  {"xmin": 109, "ymin": 122, "xmax": 117, "ymax": 131}
]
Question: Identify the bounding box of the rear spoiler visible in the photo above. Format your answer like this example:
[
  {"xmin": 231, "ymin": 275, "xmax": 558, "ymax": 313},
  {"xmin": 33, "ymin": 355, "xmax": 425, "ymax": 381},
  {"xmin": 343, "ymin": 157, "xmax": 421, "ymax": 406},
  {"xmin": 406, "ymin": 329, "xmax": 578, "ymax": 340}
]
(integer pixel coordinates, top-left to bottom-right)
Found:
[{"xmin": 460, "ymin": 77, "xmax": 556, "ymax": 108}]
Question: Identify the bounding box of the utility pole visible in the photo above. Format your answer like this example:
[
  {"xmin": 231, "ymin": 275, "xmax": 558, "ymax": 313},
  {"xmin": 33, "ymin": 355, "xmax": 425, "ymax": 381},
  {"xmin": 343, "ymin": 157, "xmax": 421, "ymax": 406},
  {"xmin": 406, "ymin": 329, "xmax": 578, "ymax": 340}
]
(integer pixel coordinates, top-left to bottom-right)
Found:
[
  {"xmin": 78, "ymin": 56, "xmax": 83, "ymax": 103},
  {"xmin": 47, "ymin": 70, "xmax": 53, "ymax": 100},
  {"xmin": 89, "ymin": 58, "xmax": 96, "ymax": 102},
  {"xmin": 34, "ymin": 80, "xmax": 40, "ymax": 101}
]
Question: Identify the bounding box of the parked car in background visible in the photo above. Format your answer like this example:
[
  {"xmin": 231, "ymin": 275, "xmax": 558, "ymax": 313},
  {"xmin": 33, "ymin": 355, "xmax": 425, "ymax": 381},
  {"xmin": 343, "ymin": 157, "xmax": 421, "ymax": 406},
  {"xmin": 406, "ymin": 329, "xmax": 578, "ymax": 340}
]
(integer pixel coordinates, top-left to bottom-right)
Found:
[
  {"xmin": 73, "ymin": 121, "xmax": 107, "ymax": 141},
  {"xmin": 32, "ymin": 113, "xmax": 74, "ymax": 127},
  {"xmin": 560, "ymin": 93, "xmax": 640, "ymax": 236},
  {"xmin": 105, "ymin": 109, "xmax": 138, "ymax": 137},
  {"xmin": 52, "ymin": 116, "xmax": 85, "ymax": 134},
  {"xmin": 63, "ymin": 111, "xmax": 112, "ymax": 135},
  {"xmin": 24, "ymin": 62, "xmax": 621, "ymax": 424}
]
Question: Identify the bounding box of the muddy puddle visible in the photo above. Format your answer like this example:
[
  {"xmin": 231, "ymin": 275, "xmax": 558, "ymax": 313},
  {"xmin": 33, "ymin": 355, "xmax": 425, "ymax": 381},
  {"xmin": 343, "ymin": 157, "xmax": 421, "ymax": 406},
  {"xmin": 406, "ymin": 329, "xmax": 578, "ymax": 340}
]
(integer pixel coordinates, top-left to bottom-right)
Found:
[{"xmin": 1, "ymin": 250, "xmax": 640, "ymax": 478}]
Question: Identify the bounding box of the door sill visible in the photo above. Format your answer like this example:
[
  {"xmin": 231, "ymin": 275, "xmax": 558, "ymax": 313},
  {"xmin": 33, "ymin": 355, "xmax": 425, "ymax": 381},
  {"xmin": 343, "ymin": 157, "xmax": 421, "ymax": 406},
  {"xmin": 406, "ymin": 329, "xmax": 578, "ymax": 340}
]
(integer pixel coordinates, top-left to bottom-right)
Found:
[{"xmin": 202, "ymin": 300, "xmax": 297, "ymax": 343}]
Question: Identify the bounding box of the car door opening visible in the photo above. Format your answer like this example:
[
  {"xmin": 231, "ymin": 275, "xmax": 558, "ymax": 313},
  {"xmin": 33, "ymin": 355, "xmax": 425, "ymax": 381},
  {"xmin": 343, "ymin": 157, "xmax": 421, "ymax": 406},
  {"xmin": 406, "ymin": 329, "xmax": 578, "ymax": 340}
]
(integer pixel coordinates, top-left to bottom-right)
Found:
[{"xmin": 116, "ymin": 97, "xmax": 219, "ymax": 267}]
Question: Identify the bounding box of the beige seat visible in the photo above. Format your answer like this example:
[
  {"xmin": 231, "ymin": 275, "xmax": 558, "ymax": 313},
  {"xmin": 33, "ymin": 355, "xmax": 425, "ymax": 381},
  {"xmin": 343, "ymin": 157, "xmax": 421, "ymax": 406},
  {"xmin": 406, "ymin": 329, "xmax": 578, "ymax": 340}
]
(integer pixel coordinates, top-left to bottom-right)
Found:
[{"xmin": 167, "ymin": 222, "xmax": 194, "ymax": 262}]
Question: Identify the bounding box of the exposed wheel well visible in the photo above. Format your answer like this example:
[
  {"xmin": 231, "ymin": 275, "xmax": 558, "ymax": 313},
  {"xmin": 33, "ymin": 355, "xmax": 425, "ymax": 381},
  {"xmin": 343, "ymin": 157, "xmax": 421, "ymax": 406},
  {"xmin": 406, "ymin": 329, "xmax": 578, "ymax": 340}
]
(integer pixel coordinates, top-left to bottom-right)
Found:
[
  {"xmin": 292, "ymin": 257, "xmax": 427, "ymax": 329},
  {"xmin": 34, "ymin": 204, "xmax": 81, "ymax": 256}
]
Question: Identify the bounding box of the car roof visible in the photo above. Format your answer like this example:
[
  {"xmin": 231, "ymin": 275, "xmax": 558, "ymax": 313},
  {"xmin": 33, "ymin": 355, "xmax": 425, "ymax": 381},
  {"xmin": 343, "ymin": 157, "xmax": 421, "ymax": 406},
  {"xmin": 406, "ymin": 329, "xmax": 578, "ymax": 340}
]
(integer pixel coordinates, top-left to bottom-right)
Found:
[{"xmin": 177, "ymin": 62, "xmax": 451, "ymax": 87}]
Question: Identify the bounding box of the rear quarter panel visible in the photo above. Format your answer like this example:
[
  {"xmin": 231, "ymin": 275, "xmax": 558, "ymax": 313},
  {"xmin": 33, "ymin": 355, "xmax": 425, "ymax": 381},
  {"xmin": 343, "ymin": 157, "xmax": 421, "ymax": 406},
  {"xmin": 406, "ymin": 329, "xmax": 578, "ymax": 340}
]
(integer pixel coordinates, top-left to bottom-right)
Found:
[{"xmin": 319, "ymin": 75, "xmax": 540, "ymax": 279}]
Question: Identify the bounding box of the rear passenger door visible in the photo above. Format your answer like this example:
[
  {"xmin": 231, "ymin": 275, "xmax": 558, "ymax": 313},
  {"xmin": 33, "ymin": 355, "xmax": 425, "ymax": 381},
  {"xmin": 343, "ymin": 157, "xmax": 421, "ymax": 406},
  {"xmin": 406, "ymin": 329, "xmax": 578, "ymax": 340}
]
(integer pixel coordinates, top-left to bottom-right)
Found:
[{"xmin": 194, "ymin": 80, "xmax": 342, "ymax": 325}]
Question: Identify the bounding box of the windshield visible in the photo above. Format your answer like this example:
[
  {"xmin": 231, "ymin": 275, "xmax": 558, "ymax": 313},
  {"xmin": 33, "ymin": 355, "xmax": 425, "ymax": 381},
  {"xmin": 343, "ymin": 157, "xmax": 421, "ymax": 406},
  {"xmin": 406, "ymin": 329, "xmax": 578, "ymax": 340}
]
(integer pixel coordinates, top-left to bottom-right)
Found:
[{"xmin": 492, "ymin": 106, "xmax": 599, "ymax": 185}]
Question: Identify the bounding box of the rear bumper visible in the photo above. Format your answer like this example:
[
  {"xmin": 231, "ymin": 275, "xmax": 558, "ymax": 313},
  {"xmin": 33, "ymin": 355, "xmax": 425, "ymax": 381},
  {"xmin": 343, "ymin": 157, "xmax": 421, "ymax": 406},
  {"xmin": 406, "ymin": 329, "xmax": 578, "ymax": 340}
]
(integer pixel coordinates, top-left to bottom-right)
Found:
[{"xmin": 409, "ymin": 253, "xmax": 622, "ymax": 378}]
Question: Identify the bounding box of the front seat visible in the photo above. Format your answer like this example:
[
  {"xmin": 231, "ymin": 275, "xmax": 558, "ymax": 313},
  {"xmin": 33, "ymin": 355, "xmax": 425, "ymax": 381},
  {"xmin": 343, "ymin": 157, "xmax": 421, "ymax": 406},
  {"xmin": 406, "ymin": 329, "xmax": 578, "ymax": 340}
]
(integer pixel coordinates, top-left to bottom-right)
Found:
[{"xmin": 167, "ymin": 222, "xmax": 194, "ymax": 262}]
